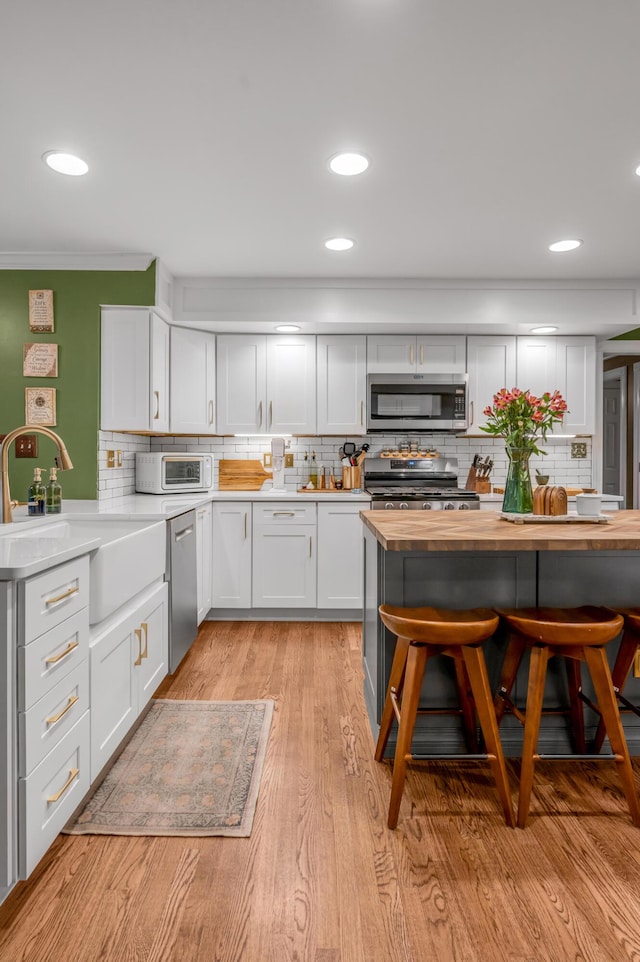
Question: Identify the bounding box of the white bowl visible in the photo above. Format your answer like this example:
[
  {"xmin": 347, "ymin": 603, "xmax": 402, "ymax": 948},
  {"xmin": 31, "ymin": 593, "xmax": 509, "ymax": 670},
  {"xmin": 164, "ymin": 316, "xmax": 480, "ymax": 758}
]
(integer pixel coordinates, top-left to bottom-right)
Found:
[{"xmin": 575, "ymin": 493, "xmax": 602, "ymax": 516}]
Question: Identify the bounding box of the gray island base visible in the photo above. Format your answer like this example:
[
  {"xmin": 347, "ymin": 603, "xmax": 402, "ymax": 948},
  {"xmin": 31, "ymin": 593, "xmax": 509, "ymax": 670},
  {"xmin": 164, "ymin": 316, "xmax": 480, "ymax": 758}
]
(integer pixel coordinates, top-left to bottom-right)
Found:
[{"xmin": 361, "ymin": 510, "xmax": 640, "ymax": 757}]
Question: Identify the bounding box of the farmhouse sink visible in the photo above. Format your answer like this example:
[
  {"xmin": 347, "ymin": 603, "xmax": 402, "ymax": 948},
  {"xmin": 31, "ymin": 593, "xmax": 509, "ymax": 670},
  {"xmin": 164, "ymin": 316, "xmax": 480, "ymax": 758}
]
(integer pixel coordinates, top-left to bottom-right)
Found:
[{"xmin": 9, "ymin": 518, "xmax": 166, "ymax": 623}]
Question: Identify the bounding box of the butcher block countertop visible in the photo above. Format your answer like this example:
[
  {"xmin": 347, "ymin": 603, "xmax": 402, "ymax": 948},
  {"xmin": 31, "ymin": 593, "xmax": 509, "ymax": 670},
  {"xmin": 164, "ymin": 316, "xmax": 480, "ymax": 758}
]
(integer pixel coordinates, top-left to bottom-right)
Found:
[{"xmin": 360, "ymin": 509, "xmax": 640, "ymax": 552}]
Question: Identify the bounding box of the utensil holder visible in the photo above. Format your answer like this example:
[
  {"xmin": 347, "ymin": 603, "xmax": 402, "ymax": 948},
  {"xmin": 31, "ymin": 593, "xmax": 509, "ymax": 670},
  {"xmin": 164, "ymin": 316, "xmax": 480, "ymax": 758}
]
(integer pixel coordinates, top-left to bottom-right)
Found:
[{"xmin": 342, "ymin": 466, "xmax": 361, "ymax": 490}]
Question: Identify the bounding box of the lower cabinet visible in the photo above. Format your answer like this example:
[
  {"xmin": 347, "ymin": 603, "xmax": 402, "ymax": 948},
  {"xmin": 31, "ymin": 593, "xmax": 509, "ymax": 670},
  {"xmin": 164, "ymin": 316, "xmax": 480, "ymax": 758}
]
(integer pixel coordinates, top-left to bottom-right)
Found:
[
  {"xmin": 90, "ymin": 581, "xmax": 168, "ymax": 781},
  {"xmin": 317, "ymin": 502, "xmax": 364, "ymax": 608},
  {"xmin": 196, "ymin": 502, "xmax": 213, "ymax": 624},
  {"xmin": 211, "ymin": 502, "xmax": 252, "ymax": 608},
  {"xmin": 252, "ymin": 503, "xmax": 317, "ymax": 607}
]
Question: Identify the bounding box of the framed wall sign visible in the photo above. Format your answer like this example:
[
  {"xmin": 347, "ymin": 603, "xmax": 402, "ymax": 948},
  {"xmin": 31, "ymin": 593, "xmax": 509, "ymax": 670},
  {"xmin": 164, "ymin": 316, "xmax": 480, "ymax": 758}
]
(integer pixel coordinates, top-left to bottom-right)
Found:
[
  {"xmin": 28, "ymin": 290, "xmax": 54, "ymax": 332},
  {"xmin": 25, "ymin": 387, "xmax": 57, "ymax": 425},
  {"xmin": 23, "ymin": 343, "xmax": 58, "ymax": 377}
]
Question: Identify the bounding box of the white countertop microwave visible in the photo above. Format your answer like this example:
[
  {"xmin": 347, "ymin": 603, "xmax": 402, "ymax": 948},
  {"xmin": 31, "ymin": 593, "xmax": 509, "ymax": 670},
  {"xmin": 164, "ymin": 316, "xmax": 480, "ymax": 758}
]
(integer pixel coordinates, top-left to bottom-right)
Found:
[{"xmin": 135, "ymin": 452, "xmax": 213, "ymax": 493}]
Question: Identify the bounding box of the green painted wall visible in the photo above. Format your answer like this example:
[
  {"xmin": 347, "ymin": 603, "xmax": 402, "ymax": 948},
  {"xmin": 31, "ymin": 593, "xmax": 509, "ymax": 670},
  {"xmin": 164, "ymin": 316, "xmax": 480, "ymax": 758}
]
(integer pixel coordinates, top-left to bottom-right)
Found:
[{"xmin": 0, "ymin": 264, "xmax": 155, "ymax": 502}]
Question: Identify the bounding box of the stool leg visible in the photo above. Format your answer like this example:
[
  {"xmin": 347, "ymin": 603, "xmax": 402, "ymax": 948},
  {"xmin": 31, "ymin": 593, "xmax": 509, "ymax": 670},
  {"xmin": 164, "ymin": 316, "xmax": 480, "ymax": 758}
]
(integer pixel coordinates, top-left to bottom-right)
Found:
[
  {"xmin": 387, "ymin": 642, "xmax": 429, "ymax": 829},
  {"xmin": 375, "ymin": 635, "xmax": 411, "ymax": 762},
  {"xmin": 494, "ymin": 635, "xmax": 527, "ymax": 724},
  {"xmin": 453, "ymin": 658, "xmax": 480, "ymax": 753},
  {"xmin": 593, "ymin": 630, "xmax": 638, "ymax": 753},
  {"xmin": 565, "ymin": 659, "xmax": 586, "ymax": 754},
  {"xmin": 518, "ymin": 645, "xmax": 550, "ymax": 829},
  {"xmin": 461, "ymin": 646, "xmax": 515, "ymax": 828},
  {"xmin": 584, "ymin": 646, "xmax": 640, "ymax": 827}
]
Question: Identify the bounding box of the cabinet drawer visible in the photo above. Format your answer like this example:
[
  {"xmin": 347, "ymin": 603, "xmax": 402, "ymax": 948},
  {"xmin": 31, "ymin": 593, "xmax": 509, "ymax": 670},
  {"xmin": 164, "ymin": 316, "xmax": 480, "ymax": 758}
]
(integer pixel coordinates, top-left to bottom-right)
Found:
[
  {"xmin": 254, "ymin": 503, "xmax": 316, "ymax": 525},
  {"xmin": 19, "ymin": 659, "xmax": 89, "ymax": 777},
  {"xmin": 18, "ymin": 711, "xmax": 90, "ymax": 879},
  {"xmin": 20, "ymin": 556, "xmax": 89, "ymax": 643},
  {"xmin": 19, "ymin": 607, "xmax": 89, "ymax": 711}
]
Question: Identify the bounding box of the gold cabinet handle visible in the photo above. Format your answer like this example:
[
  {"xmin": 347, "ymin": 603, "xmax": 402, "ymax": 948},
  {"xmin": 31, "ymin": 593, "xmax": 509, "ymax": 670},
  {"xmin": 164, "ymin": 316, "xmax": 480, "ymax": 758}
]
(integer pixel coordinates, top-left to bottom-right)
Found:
[
  {"xmin": 46, "ymin": 694, "xmax": 79, "ymax": 726},
  {"xmin": 244, "ymin": 511, "xmax": 248, "ymax": 539},
  {"xmin": 45, "ymin": 640, "xmax": 79, "ymax": 665},
  {"xmin": 273, "ymin": 511, "xmax": 295, "ymax": 516},
  {"xmin": 409, "ymin": 342, "xmax": 415, "ymax": 366},
  {"xmin": 45, "ymin": 585, "xmax": 79, "ymax": 606},
  {"xmin": 360, "ymin": 400, "xmax": 364, "ymax": 426},
  {"xmin": 141, "ymin": 622, "xmax": 149, "ymax": 660},
  {"xmin": 134, "ymin": 627, "xmax": 143, "ymax": 667},
  {"xmin": 47, "ymin": 768, "xmax": 79, "ymax": 804},
  {"xmin": 153, "ymin": 390, "xmax": 160, "ymax": 420},
  {"xmin": 269, "ymin": 400, "xmax": 273, "ymax": 428},
  {"xmin": 258, "ymin": 401, "xmax": 263, "ymax": 427},
  {"xmin": 209, "ymin": 400, "xmax": 214, "ymax": 425},
  {"xmin": 309, "ymin": 535, "xmax": 312, "ymax": 558},
  {"xmin": 419, "ymin": 343, "xmax": 424, "ymax": 366}
]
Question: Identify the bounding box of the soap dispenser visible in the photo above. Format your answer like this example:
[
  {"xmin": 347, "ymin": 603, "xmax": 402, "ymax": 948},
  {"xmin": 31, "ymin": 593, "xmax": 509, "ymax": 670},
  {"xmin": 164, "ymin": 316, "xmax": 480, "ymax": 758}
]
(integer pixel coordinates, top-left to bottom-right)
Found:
[
  {"xmin": 45, "ymin": 466, "xmax": 62, "ymax": 514},
  {"xmin": 28, "ymin": 467, "xmax": 46, "ymax": 515}
]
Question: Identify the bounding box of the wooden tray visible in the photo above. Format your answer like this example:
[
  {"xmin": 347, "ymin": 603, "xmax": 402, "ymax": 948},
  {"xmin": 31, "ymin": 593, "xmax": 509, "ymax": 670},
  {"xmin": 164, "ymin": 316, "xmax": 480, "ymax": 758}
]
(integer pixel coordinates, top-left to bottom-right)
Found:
[
  {"xmin": 499, "ymin": 512, "xmax": 610, "ymax": 524},
  {"xmin": 219, "ymin": 459, "xmax": 270, "ymax": 490}
]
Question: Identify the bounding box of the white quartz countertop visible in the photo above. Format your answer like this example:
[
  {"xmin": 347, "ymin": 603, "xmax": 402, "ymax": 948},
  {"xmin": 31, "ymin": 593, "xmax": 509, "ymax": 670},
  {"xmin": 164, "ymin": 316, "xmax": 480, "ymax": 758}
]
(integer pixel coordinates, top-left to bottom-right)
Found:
[{"xmin": 0, "ymin": 488, "xmax": 372, "ymax": 577}]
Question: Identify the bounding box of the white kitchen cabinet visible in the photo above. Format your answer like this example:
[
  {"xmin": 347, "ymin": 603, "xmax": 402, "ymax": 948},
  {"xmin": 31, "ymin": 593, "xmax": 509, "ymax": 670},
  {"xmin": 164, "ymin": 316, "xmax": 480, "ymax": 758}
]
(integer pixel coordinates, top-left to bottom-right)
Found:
[
  {"xmin": 516, "ymin": 336, "xmax": 596, "ymax": 435},
  {"xmin": 16, "ymin": 556, "xmax": 92, "ymax": 879},
  {"xmin": 196, "ymin": 502, "xmax": 213, "ymax": 624},
  {"xmin": 211, "ymin": 502, "xmax": 252, "ymax": 608},
  {"xmin": 252, "ymin": 504, "xmax": 317, "ymax": 607},
  {"xmin": 366, "ymin": 335, "xmax": 466, "ymax": 374},
  {"xmin": 317, "ymin": 335, "xmax": 367, "ymax": 435},
  {"xmin": 101, "ymin": 307, "xmax": 170, "ymax": 433},
  {"xmin": 466, "ymin": 336, "xmax": 517, "ymax": 432},
  {"xmin": 90, "ymin": 581, "xmax": 168, "ymax": 781},
  {"xmin": 317, "ymin": 502, "xmax": 364, "ymax": 608},
  {"xmin": 216, "ymin": 334, "xmax": 316, "ymax": 434},
  {"xmin": 170, "ymin": 327, "xmax": 216, "ymax": 434}
]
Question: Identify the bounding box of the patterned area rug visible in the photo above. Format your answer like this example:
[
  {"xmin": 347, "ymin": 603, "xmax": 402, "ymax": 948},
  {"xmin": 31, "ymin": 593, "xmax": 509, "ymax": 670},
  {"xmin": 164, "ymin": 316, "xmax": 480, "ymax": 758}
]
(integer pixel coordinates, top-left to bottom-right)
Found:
[{"xmin": 64, "ymin": 699, "xmax": 273, "ymax": 837}]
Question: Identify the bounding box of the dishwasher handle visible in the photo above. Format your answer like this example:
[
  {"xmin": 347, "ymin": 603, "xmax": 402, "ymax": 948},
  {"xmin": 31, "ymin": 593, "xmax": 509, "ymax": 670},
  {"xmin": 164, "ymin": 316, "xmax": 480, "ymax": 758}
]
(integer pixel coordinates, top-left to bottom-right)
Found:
[{"xmin": 174, "ymin": 524, "xmax": 194, "ymax": 542}]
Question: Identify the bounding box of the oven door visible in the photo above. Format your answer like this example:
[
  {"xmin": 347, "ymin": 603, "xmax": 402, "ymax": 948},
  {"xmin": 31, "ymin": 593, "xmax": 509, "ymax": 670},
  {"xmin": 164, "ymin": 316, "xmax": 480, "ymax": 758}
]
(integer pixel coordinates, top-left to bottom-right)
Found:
[
  {"xmin": 161, "ymin": 456, "xmax": 210, "ymax": 491},
  {"xmin": 367, "ymin": 374, "xmax": 468, "ymax": 432}
]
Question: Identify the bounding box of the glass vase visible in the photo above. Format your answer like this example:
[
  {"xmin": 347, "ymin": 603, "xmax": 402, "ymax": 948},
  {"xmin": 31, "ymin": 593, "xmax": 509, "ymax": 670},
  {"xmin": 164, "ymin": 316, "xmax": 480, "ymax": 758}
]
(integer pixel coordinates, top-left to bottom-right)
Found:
[{"xmin": 502, "ymin": 446, "xmax": 534, "ymax": 514}]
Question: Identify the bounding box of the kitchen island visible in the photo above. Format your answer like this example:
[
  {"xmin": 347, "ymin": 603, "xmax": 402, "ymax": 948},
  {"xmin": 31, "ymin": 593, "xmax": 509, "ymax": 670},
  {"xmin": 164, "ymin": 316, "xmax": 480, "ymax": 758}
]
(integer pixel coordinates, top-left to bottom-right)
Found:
[{"xmin": 360, "ymin": 509, "xmax": 640, "ymax": 756}]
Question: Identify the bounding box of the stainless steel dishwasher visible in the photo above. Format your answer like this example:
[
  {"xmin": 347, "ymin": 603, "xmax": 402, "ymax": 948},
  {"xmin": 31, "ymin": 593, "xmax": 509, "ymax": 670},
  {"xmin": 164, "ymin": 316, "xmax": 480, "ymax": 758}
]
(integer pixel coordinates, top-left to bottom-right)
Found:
[{"xmin": 167, "ymin": 510, "xmax": 198, "ymax": 673}]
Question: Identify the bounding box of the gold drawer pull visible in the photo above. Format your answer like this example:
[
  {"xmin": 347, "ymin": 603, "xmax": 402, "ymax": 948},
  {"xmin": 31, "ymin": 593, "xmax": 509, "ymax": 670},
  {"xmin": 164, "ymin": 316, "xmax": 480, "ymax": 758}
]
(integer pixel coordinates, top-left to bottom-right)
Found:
[
  {"xmin": 45, "ymin": 641, "xmax": 79, "ymax": 665},
  {"xmin": 134, "ymin": 628, "xmax": 143, "ymax": 667},
  {"xmin": 141, "ymin": 622, "xmax": 149, "ymax": 659},
  {"xmin": 45, "ymin": 585, "xmax": 79, "ymax": 606},
  {"xmin": 46, "ymin": 695, "xmax": 79, "ymax": 726},
  {"xmin": 47, "ymin": 768, "xmax": 80, "ymax": 804}
]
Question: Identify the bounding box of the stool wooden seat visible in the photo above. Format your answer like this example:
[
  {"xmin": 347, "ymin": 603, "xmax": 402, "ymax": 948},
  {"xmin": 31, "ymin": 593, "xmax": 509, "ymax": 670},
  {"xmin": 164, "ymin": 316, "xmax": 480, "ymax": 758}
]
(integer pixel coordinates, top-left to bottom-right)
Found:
[
  {"xmin": 374, "ymin": 604, "xmax": 514, "ymax": 829},
  {"xmin": 495, "ymin": 606, "xmax": 640, "ymax": 829},
  {"xmin": 593, "ymin": 608, "xmax": 640, "ymax": 753}
]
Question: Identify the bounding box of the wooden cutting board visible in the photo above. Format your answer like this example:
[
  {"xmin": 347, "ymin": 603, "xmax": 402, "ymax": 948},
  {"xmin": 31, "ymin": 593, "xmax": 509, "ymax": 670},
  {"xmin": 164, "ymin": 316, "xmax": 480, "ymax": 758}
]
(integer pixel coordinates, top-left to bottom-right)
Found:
[{"xmin": 219, "ymin": 459, "xmax": 271, "ymax": 490}]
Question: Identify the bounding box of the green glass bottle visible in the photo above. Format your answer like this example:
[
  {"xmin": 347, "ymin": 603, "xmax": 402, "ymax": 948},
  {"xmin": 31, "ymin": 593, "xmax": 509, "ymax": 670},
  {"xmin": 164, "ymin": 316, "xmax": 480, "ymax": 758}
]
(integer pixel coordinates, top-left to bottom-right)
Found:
[
  {"xmin": 45, "ymin": 466, "xmax": 62, "ymax": 514},
  {"xmin": 28, "ymin": 467, "xmax": 46, "ymax": 515}
]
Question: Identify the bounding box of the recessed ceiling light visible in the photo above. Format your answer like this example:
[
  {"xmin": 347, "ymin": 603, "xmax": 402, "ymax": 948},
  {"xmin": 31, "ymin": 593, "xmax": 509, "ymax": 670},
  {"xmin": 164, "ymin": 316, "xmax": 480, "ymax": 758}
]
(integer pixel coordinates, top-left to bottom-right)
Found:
[
  {"xmin": 328, "ymin": 152, "xmax": 370, "ymax": 176},
  {"xmin": 275, "ymin": 325, "xmax": 300, "ymax": 333},
  {"xmin": 530, "ymin": 326, "xmax": 558, "ymax": 335},
  {"xmin": 42, "ymin": 150, "xmax": 89, "ymax": 176},
  {"xmin": 548, "ymin": 239, "xmax": 582, "ymax": 253},
  {"xmin": 325, "ymin": 237, "xmax": 354, "ymax": 251},
  {"xmin": 635, "ymin": 165, "xmax": 640, "ymax": 176}
]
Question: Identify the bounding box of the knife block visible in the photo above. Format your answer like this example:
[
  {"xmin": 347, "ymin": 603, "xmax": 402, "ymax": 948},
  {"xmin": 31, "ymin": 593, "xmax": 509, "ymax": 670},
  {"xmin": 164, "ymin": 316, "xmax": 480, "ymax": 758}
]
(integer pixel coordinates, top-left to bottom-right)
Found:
[{"xmin": 465, "ymin": 465, "xmax": 491, "ymax": 493}]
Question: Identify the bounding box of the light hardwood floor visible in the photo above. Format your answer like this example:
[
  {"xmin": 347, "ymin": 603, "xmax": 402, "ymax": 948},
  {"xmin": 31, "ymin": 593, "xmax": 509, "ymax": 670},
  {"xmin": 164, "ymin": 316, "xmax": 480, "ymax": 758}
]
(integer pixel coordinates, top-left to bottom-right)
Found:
[{"xmin": 1, "ymin": 620, "xmax": 640, "ymax": 962}]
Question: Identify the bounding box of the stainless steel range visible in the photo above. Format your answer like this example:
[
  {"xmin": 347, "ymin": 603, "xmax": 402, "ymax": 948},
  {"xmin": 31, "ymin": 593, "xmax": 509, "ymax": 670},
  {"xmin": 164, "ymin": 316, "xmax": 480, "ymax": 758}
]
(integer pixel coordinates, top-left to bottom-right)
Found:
[{"xmin": 364, "ymin": 456, "xmax": 480, "ymax": 510}]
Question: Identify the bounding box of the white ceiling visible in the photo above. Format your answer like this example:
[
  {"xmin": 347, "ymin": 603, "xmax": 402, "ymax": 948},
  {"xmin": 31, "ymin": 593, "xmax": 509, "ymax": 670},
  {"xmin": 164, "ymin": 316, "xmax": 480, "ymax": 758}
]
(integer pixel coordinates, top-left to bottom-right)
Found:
[{"xmin": 3, "ymin": 1, "xmax": 640, "ymax": 333}]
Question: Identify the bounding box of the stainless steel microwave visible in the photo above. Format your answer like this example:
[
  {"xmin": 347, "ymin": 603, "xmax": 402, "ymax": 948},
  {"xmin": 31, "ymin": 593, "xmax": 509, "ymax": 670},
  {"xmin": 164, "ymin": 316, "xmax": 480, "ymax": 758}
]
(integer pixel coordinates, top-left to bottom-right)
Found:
[
  {"xmin": 135, "ymin": 452, "xmax": 213, "ymax": 493},
  {"xmin": 366, "ymin": 373, "xmax": 469, "ymax": 432}
]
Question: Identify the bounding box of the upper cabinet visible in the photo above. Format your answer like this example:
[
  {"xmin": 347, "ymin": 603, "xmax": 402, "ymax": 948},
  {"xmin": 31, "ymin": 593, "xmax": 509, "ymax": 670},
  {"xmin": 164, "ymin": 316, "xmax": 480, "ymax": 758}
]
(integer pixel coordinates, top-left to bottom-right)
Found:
[
  {"xmin": 169, "ymin": 327, "xmax": 216, "ymax": 434},
  {"xmin": 517, "ymin": 336, "xmax": 596, "ymax": 435},
  {"xmin": 317, "ymin": 335, "xmax": 367, "ymax": 435},
  {"xmin": 366, "ymin": 335, "xmax": 466, "ymax": 374},
  {"xmin": 466, "ymin": 336, "xmax": 517, "ymax": 432},
  {"xmin": 101, "ymin": 308, "xmax": 170, "ymax": 433},
  {"xmin": 216, "ymin": 334, "xmax": 316, "ymax": 435}
]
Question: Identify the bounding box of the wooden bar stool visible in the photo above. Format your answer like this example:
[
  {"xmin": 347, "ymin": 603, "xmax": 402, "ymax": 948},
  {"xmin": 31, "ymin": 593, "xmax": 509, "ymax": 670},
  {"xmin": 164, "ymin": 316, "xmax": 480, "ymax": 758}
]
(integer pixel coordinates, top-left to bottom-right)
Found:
[
  {"xmin": 494, "ymin": 606, "xmax": 640, "ymax": 829},
  {"xmin": 593, "ymin": 608, "xmax": 640, "ymax": 753},
  {"xmin": 374, "ymin": 604, "xmax": 515, "ymax": 829}
]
